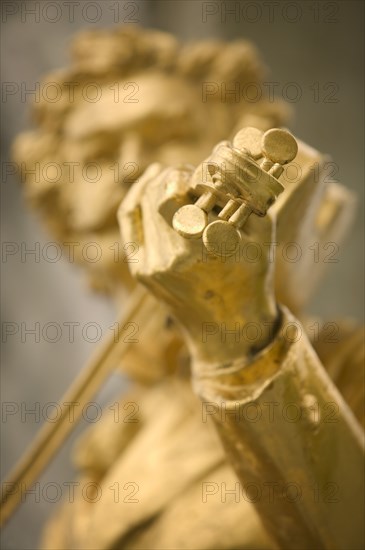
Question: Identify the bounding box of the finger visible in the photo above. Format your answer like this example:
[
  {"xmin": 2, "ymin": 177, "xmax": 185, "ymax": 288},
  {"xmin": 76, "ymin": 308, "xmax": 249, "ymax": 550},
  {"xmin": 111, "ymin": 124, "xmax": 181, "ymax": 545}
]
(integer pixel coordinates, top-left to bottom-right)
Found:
[
  {"xmin": 136, "ymin": 164, "xmax": 209, "ymax": 276},
  {"xmin": 117, "ymin": 163, "xmax": 166, "ymax": 249}
]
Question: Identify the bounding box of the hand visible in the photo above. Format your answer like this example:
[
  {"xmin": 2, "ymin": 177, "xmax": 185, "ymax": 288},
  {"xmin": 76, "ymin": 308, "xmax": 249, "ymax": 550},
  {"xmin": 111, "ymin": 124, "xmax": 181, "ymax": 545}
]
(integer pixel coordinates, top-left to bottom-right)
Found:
[{"xmin": 118, "ymin": 162, "xmax": 279, "ymax": 369}]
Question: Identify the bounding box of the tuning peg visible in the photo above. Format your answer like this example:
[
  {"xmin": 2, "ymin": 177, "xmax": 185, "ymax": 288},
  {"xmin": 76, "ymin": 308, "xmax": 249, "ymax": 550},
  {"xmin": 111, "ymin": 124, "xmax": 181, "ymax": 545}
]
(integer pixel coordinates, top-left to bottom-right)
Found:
[
  {"xmin": 172, "ymin": 127, "xmax": 298, "ymax": 258},
  {"xmin": 260, "ymin": 128, "xmax": 298, "ymax": 178},
  {"xmin": 202, "ymin": 219, "xmax": 242, "ymax": 257},
  {"xmin": 232, "ymin": 126, "xmax": 264, "ymax": 159},
  {"xmin": 172, "ymin": 203, "xmax": 208, "ymax": 239},
  {"xmin": 262, "ymin": 128, "xmax": 298, "ymax": 164},
  {"xmin": 172, "ymin": 172, "xmax": 226, "ymax": 238}
]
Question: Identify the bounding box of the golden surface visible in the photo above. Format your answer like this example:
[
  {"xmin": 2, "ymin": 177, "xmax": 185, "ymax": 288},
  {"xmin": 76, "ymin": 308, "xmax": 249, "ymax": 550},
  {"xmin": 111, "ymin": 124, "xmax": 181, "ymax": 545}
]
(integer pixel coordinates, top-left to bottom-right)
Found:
[{"xmin": 4, "ymin": 25, "xmax": 364, "ymax": 550}]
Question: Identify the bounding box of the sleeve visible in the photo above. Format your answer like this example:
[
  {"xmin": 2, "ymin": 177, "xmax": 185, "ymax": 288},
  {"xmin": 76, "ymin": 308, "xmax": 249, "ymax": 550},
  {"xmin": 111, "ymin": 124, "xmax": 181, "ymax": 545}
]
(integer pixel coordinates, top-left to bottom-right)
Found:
[{"xmin": 192, "ymin": 306, "xmax": 364, "ymax": 550}]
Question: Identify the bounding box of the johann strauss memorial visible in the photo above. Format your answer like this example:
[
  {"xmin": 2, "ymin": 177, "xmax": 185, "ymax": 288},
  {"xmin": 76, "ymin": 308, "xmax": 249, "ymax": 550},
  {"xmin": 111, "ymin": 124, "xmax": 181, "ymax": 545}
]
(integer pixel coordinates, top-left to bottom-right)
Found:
[{"xmin": 1, "ymin": 25, "xmax": 364, "ymax": 550}]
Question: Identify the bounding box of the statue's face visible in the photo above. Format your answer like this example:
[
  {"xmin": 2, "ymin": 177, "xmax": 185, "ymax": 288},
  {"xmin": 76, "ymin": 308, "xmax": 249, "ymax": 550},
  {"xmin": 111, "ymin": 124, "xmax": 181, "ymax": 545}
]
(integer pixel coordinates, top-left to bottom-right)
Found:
[{"xmin": 61, "ymin": 72, "xmax": 233, "ymax": 233}]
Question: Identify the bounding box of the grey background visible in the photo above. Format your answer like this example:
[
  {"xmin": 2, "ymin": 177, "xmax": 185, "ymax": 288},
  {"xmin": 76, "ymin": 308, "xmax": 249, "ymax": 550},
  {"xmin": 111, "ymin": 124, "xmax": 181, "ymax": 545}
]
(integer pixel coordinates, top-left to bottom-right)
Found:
[{"xmin": 1, "ymin": 1, "xmax": 364, "ymax": 548}]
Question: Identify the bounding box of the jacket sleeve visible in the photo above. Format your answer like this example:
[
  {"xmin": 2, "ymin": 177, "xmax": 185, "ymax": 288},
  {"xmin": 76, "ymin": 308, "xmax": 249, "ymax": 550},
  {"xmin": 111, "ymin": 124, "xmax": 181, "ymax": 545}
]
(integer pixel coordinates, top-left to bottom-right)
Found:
[{"xmin": 193, "ymin": 306, "xmax": 364, "ymax": 550}]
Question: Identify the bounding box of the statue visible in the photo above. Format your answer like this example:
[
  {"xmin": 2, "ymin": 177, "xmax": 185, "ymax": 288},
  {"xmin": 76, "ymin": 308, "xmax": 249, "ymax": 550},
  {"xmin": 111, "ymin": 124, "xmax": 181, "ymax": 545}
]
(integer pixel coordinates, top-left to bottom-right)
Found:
[{"xmin": 2, "ymin": 25, "xmax": 363, "ymax": 550}]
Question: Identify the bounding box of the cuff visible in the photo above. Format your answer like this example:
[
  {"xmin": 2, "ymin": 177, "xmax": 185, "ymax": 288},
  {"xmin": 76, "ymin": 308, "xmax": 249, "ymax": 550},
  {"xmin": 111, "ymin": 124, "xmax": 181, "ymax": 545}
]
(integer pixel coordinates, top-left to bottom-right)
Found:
[{"xmin": 192, "ymin": 305, "xmax": 301, "ymax": 403}]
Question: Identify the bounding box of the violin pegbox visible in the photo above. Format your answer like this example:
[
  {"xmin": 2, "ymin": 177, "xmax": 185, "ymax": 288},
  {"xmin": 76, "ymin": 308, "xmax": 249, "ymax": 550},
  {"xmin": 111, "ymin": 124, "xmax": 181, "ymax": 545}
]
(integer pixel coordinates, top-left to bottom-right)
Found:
[{"xmin": 170, "ymin": 127, "xmax": 298, "ymax": 257}]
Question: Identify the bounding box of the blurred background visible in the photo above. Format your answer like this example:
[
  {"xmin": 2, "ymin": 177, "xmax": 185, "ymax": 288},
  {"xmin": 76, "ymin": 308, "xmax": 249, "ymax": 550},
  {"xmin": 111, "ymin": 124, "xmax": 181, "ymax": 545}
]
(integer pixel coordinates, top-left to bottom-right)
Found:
[{"xmin": 1, "ymin": 1, "xmax": 364, "ymax": 548}]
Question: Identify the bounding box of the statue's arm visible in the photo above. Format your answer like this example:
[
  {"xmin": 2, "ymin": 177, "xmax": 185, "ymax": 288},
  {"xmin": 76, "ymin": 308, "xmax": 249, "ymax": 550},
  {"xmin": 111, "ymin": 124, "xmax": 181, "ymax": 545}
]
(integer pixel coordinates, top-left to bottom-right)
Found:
[
  {"xmin": 193, "ymin": 305, "xmax": 364, "ymax": 550},
  {"xmin": 118, "ymin": 131, "xmax": 364, "ymax": 550}
]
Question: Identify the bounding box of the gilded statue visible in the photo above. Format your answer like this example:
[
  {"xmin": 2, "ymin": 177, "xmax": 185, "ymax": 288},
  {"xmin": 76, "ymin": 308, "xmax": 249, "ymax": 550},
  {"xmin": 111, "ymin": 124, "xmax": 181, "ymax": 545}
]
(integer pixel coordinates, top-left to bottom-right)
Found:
[{"xmin": 2, "ymin": 25, "xmax": 364, "ymax": 550}]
